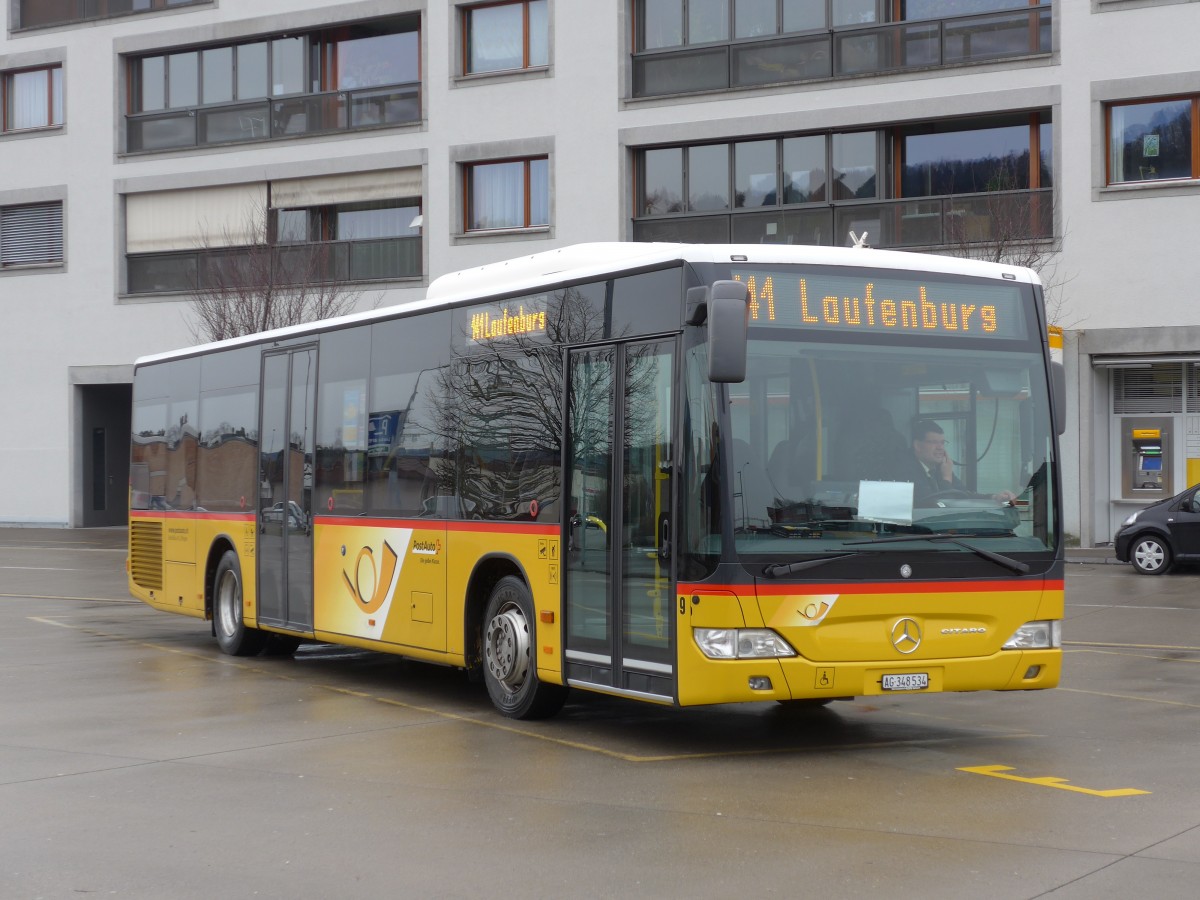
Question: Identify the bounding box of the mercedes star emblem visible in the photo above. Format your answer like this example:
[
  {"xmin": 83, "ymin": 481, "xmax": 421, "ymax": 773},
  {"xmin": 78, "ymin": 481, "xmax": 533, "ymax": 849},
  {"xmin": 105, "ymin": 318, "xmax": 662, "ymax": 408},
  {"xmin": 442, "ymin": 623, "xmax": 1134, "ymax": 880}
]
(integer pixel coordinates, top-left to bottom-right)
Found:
[{"xmin": 890, "ymin": 617, "xmax": 922, "ymax": 654}]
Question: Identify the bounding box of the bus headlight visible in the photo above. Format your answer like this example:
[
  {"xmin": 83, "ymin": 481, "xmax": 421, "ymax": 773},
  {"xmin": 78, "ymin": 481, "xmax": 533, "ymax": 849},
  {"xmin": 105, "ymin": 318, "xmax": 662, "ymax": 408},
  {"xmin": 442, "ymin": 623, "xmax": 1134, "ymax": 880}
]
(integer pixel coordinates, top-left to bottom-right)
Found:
[
  {"xmin": 694, "ymin": 628, "xmax": 797, "ymax": 659},
  {"xmin": 1002, "ymin": 620, "xmax": 1061, "ymax": 650}
]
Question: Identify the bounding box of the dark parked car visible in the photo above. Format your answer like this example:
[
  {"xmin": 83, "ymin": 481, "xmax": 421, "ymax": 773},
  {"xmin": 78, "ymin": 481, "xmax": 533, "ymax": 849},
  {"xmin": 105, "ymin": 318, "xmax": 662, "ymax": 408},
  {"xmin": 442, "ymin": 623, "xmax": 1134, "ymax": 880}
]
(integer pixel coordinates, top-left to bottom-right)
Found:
[{"xmin": 1114, "ymin": 485, "xmax": 1200, "ymax": 574}]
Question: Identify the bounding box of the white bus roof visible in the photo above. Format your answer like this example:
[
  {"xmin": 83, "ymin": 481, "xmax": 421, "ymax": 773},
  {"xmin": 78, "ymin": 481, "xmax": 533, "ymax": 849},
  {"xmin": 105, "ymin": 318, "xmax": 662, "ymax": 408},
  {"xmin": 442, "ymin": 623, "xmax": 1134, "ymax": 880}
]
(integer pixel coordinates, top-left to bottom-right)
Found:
[{"xmin": 135, "ymin": 242, "xmax": 1040, "ymax": 366}]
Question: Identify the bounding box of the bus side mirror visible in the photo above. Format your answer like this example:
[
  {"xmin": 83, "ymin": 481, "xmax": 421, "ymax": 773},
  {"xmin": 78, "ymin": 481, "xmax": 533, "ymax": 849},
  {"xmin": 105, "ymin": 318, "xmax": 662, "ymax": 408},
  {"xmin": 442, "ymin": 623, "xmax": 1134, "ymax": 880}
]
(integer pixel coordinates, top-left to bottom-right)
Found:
[
  {"xmin": 1051, "ymin": 360, "xmax": 1066, "ymax": 436},
  {"xmin": 707, "ymin": 280, "xmax": 750, "ymax": 384}
]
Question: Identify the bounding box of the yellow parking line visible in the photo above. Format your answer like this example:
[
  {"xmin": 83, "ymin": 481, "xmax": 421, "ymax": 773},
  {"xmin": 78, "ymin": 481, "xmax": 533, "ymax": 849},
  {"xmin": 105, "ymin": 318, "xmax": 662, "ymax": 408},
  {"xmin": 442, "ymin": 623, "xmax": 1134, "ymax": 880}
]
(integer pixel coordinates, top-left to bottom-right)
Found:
[
  {"xmin": 1066, "ymin": 641, "xmax": 1200, "ymax": 653},
  {"xmin": 959, "ymin": 765, "xmax": 1149, "ymax": 797},
  {"xmin": 4, "ymin": 593, "xmax": 138, "ymax": 603},
  {"xmin": 1057, "ymin": 685, "xmax": 1200, "ymax": 710}
]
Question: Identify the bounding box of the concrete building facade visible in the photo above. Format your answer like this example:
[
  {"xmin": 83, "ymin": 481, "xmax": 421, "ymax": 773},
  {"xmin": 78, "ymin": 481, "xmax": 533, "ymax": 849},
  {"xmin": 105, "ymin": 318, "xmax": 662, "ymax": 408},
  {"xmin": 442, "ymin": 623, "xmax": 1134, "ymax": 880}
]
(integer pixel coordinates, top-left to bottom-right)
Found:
[{"xmin": 1, "ymin": 0, "xmax": 1198, "ymax": 544}]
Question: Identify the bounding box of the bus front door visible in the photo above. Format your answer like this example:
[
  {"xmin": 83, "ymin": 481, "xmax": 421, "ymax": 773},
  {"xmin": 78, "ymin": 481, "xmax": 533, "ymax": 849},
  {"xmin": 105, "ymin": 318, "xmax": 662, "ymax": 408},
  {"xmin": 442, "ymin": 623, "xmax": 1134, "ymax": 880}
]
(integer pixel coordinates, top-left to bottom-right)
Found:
[
  {"xmin": 565, "ymin": 338, "xmax": 676, "ymax": 702},
  {"xmin": 257, "ymin": 347, "xmax": 317, "ymax": 633}
]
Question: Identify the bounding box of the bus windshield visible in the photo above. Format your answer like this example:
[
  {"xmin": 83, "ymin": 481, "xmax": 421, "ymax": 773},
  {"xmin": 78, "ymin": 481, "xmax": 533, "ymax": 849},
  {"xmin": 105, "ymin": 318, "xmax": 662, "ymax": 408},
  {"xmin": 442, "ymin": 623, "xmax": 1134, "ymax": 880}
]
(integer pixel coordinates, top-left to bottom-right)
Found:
[{"xmin": 683, "ymin": 267, "xmax": 1057, "ymax": 577}]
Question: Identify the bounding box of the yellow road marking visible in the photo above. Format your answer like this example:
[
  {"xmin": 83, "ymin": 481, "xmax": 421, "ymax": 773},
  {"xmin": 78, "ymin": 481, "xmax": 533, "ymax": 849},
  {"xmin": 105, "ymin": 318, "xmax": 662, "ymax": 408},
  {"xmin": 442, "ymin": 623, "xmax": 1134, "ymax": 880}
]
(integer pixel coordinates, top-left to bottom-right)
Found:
[
  {"xmin": 1057, "ymin": 686, "xmax": 1200, "ymax": 710},
  {"xmin": 1066, "ymin": 641, "xmax": 1200, "ymax": 653},
  {"xmin": 959, "ymin": 765, "xmax": 1149, "ymax": 797}
]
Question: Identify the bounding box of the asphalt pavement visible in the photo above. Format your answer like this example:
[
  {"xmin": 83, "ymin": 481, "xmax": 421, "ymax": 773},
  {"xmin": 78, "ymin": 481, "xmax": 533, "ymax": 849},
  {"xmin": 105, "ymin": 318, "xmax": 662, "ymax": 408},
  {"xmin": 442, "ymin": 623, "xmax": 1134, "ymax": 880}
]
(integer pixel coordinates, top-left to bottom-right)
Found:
[{"xmin": 1, "ymin": 527, "xmax": 1197, "ymax": 899}]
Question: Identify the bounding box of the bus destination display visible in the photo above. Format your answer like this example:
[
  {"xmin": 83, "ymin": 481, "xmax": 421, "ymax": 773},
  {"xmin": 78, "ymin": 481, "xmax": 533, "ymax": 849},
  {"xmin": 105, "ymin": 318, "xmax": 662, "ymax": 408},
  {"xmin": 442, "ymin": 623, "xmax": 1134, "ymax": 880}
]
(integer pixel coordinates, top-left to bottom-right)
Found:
[{"xmin": 731, "ymin": 269, "xmax": 1027, "ymax": 340}]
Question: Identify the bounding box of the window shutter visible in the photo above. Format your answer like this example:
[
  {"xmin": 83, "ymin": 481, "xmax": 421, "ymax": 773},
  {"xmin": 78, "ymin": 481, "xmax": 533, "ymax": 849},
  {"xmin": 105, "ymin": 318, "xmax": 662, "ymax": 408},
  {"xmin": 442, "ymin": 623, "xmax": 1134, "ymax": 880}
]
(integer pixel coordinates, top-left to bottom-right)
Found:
[
  {"xmin": 1113, "ymin": 365, "xmax": 1183, "ymax": 414},
  {"xmin": 0, "ymin": 202, "xmax": 64, "ymax": 267}
]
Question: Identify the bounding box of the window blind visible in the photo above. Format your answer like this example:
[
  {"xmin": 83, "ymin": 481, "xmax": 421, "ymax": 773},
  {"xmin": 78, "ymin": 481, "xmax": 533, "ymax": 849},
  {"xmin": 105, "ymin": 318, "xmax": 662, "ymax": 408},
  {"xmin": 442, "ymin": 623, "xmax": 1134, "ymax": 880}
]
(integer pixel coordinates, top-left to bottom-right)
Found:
[
  {"xmin": 269, "ymin": 168, "xmax": 422, "ymax": 209},
  {"xmin": 126, "ymin": 184, "xmax": 268, "ymax": 253},
  {"xmin": 0, "ymin": 202, "xmax": 63, "ymax": 267}
]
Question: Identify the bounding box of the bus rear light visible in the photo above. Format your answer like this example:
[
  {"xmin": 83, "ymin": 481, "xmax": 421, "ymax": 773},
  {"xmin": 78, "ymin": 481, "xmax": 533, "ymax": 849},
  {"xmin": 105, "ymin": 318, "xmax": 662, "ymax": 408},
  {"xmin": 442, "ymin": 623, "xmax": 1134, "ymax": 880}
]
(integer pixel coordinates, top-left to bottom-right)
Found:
[{"xmin": 694, "ymin": 628, "xmax": 797, "ymax": 660}]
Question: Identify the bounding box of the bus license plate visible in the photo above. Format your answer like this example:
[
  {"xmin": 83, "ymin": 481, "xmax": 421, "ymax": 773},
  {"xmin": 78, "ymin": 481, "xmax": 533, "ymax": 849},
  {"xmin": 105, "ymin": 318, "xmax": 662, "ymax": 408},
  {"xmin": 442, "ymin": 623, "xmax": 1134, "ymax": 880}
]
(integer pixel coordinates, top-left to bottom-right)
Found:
[{"xmin": 882, "ymin": 673, "xmax": 929, "ymax": 691}]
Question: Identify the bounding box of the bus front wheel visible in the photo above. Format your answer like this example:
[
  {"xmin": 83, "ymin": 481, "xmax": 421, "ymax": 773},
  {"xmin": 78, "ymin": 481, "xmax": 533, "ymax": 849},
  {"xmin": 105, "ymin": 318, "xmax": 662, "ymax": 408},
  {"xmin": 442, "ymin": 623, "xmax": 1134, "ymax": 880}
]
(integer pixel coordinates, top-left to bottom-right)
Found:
[
  {"xmin": 482, "ymin": 576, "xmax": 567, "ymax": 719},
  {"xmin": 213, "ymin": 550, "xmax": 266, "ymax": 656}
]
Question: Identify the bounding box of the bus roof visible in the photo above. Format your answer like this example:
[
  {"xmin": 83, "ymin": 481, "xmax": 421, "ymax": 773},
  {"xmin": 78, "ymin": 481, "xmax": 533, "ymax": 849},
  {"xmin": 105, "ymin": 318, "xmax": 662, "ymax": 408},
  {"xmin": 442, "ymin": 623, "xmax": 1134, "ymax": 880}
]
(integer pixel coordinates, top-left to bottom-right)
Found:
[{"xmin": 135, "ymin": 242, "xmax": 1041, "ymax": 367}]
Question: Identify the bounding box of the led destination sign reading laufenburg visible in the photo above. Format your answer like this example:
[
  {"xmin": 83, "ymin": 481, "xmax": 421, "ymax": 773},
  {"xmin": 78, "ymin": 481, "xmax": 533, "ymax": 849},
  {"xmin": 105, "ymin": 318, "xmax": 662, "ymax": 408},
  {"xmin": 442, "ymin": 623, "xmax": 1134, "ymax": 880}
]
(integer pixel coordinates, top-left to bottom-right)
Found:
[
  {"xmin": 731, "ymin": 269, "xmax": 1027, "ymax": 340},
  {"xmin": 468, "ymin": 299, "xmax": 548, "ymax": 344}
]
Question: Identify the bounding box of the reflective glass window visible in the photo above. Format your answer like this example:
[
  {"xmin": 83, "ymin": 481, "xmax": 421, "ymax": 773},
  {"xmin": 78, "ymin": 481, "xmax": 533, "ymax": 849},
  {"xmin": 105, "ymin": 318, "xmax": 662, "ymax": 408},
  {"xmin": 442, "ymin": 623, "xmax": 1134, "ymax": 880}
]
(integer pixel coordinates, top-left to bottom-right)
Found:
[
  {"xmin": 735, "ymin": 139, "xmax": 777, "ymax": 208},
  {"xmin": 642, "ymin": 148, "xmax": 684, "ymax": 215},
  {"xmin": 690, "ymin": 0, "xmax": 729, "ymax": 43},
  {"xmin": 237, "ymin": 43, "xmax": 268, "ymax": 100},
  {"xmin": 833, "ymin": 0, "xmax": 878, "ymax": 26},
  {"xmin": 202, "ymin": 47, "xmax": 233, "ymax": 104},
  {"xmin": 783, "ymin": 0, "xmax": 824, "ymax": 31},
  {"xmin": 831, "ymin": 131, "xmax": 876, "ymax": 199},
  {"xmin": 368, "ymin": 312, "xmax": 450, "ymax": 517},
  {"xmin": 338, "ymin": 29, "xmax": 418, "ymax": 87},
  {"xmin": 272, "ymin": 37, "xmax": 306, "ymax": 96},
  {"xmin": 642, "ymin": 0, "xmax": 684, "ymax": 49},
  {"xmin": 315, "ymin": 327, "xmax": 372, "ymax": 516},
  {"xmin": 168, "ymin": 52, "xmax": 199, "ymax": 109},
  {"xmin": 688, "ymin": 144, "xmax": 729, "ymax": 210},
  {"xmin": 196, "ymin": 347, "xmax": 259, "ymax": 513},
  {"xmin": 901, "ymin": 120, "xmax": 1032, "ymax": 196},
  {"xmin": 903, "ymin": 0, "xmax": 1030, "ymax": 19},
  {"xmin": 1109, "ymin": 99, "xmax": 1193, "ymax": 184},
  {"xmin": 782, "ymin": 135, "xmax": 826, "ymax": 203},
  {"xmin": 735, "ymin": 0, "xmax": 777, "ymax": 38},
  {"xmin": 140, "ymin": 56, "xmax": 166, "ymax": 112}
]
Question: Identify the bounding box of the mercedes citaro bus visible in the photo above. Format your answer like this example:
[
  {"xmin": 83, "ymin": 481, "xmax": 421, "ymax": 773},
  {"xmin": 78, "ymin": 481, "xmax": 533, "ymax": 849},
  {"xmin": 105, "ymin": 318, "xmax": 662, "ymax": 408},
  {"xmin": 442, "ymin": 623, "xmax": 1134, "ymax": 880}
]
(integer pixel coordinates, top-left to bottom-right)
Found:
[{"xmin": 128, "ymin": 243, "xmax": 1065, "ymax": 718}]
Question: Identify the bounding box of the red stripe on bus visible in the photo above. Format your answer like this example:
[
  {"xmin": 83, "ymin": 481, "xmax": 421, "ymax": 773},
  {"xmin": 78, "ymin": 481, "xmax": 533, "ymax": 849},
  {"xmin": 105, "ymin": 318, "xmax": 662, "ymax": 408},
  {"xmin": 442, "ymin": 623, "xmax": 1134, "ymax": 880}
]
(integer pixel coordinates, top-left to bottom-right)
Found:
[
  {"xmin": 315, "ymin": 515, "xmax": 559, "ymax": 536},
  {"xmin": 681, "ymin": 580, "xmax": 1065, "ymax": 595},
  {"xmin": 129, "ymin": 510, "xmax": 254, "ymax": 523}
]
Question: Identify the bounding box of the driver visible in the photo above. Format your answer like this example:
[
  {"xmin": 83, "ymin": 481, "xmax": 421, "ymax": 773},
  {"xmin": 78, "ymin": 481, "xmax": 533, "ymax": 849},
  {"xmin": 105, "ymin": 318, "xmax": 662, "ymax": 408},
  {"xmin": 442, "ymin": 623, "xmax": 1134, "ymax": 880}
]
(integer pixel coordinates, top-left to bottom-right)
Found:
[{"xmin": 909, "ymin": 419, "xmax": 1016, "ymax": 504}]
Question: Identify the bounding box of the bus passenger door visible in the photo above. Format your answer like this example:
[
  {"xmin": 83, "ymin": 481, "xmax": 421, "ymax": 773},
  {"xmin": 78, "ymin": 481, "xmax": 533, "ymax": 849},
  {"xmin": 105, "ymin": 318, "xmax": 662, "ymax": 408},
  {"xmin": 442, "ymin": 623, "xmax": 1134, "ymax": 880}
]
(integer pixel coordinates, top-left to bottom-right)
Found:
[
  {"xmin": 565, "ymin": 338, "xmax": 676, "ymax": 702},
  {"xmin": 258, "ymin": 347, "xmax": 317, "ymax": 633}
]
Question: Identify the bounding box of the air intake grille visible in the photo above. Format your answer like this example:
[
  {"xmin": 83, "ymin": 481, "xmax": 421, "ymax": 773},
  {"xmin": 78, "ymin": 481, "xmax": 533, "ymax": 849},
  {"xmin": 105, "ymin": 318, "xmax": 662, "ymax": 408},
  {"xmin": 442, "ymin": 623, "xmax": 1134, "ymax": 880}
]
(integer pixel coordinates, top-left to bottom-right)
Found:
[{"xmin": 129, "ymin": 520, "xmax": 163, "ymax": 590}]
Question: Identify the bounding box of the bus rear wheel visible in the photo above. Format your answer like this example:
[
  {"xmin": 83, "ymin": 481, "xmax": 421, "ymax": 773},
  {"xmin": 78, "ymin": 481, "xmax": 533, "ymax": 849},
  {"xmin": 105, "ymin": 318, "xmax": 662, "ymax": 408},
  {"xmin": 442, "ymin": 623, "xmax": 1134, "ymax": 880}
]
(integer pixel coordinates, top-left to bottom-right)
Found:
[
  {"xmin": 482, "ymin": 576, "xmax": 567, "ymax": 719},
  {"xmin": 213, "ymin": 550, "xmax": 266, "ymax": 656}
]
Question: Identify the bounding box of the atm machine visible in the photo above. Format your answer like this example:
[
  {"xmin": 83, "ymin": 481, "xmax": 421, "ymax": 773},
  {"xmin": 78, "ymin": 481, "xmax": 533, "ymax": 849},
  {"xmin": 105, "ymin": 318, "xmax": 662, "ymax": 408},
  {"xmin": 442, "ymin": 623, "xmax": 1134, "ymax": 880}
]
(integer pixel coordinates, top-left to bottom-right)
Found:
[{"xmin": 1121, "ymin": 418, "xmax": 1172, "ymax": 499}]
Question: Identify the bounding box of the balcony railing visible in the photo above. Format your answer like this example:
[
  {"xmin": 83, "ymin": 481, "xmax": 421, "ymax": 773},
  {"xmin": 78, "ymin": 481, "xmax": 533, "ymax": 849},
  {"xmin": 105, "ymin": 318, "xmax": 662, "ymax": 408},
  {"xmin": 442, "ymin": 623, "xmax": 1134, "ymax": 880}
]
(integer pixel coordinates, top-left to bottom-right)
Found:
[
  {"xmin": 632, "ymin": 189, "xmax": 1054, "ymax": 250},
  {"xmin": 633, "ymin": 5, "xmax": 1051, "ymax": 97},
  {"xmin": 126, "ymin": 82, "xmax": 421, "ymax": 153},
  {"xmin": 127, "ymin": 236, "xmax": 422, "ymax": 295},
  {"xmin": 18, "ymin": 0, "xmax": 208, "ymax": 30}
]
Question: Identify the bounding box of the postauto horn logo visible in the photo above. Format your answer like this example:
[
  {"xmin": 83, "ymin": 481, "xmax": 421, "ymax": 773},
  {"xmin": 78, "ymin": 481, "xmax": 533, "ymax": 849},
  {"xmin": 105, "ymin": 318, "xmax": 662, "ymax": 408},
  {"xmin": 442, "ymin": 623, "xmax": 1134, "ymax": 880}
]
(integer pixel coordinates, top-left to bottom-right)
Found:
[{"xmin": 342, "ymin": 541, "xmax": 398, "ymax": 614}]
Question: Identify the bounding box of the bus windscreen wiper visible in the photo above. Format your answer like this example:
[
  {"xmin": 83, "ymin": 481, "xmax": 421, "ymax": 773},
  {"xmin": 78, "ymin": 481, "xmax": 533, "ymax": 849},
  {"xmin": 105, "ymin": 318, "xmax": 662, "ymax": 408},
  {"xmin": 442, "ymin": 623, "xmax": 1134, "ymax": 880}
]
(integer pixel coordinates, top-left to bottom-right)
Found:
[
  {"xmin": 845, "ymin": 533, "xmax": 1029, "ymax": 574},
  {"xmin": 762, "ymin": 552, "xmax": 860, "ymax": 578}
]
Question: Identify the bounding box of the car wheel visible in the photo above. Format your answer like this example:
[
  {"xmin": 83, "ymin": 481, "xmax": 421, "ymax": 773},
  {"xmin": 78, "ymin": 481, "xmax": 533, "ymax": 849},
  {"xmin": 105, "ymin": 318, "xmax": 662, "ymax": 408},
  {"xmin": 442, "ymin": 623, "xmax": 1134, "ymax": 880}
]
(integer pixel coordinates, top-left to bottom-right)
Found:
[
  {"xmin": 213, "ymin": 550, "xmax": 266, "ymax": 655},
  {"xmin": 482, "ymin": 576, "xmax": 567, "ymax": 719},
  {"xmin": 1130, "ymin": 535, "xmax": 1171, "ymax": 575}
]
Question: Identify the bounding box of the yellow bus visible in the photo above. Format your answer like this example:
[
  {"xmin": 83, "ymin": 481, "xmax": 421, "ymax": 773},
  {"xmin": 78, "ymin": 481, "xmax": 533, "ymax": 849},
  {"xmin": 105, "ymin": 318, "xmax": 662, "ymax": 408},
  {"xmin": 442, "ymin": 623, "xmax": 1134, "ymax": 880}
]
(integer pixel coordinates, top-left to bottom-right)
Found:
[{"xmin": 128, "ymin": 242, "xmax": 1065, "ymax": 718}]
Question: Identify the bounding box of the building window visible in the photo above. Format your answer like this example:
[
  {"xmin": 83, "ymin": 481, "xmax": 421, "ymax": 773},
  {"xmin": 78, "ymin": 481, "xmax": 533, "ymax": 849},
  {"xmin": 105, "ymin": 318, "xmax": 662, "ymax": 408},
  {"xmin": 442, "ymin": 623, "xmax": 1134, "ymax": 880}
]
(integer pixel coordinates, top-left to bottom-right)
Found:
[
  {"xmin": 465, "ymin": 158, "xmax": 549, "ymax": 231},
  {"xmin": 1107, "ymin": 97, "xmax": 1197, "ymax": 185},
  {"xmin": 127, "ymin": 17, "xmax": 420, "ymax": 152},
  {"xmin": 464, "ymin": 1, "xmax": 549, "ymax": 74},
  {"xmin": 19, "ymin": 0, "xmax": 207, "ymax": 30},
  {"xmin": 634, "ymin": 114, "xmax": 1053, "ymax": 248},
  {"xmin": 632, "ymin": 1, "xmax": 1050, "ymax": 97},
  {"xmin": 899, "ymin": 113, "xmax": 1051, "ymax": 195},
  {"xmin": 125, "ymin": 173, "xmax": 423, "ymax": 294},
  {"xmin": 1, "ymin": 201, "xmax": 64, "ymax": 268},
  {"xmin": 2, "ymin": 66, "xmax": 63, "ymax": 132}
]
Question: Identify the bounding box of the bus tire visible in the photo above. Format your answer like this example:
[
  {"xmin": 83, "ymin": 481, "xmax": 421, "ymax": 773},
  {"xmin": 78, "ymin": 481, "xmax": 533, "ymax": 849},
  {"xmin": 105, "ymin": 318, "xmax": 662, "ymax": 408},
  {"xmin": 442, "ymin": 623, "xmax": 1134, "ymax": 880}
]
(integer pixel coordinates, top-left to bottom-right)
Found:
[
  {"xmin": 263, "ymin": 634, "xmax": 302, "ymax": 656},
  {"xmin": 213, "ymin": 550, "xmax": 266, "ymax": 656},
  {"xmin": 482, "ymin": 576, "xmax": 567, "ymax": 719}
]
